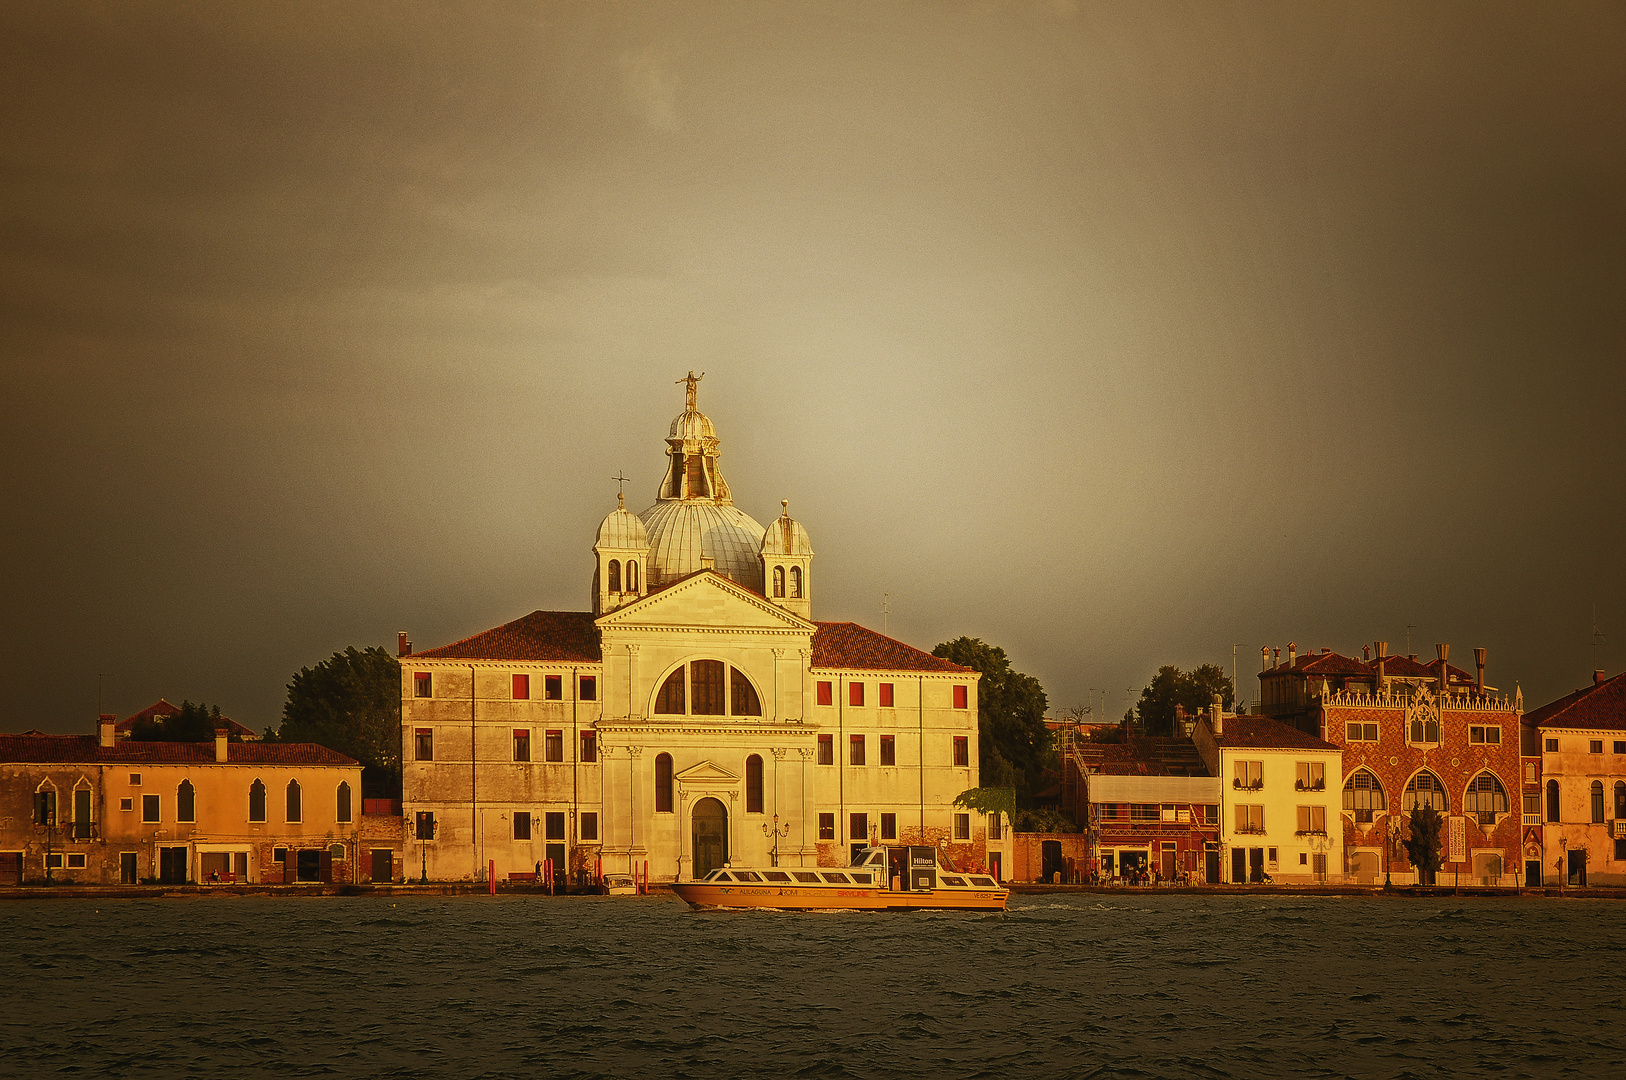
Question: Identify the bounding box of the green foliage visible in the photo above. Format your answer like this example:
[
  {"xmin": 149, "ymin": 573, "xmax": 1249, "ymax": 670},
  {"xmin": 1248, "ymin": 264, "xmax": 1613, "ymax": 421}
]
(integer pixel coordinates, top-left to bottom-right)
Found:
[
  {"xmin": 126, "ymin": 701, "xmax": 226, "ymax": 742},
  {"xmin": 932, "ymin": 637, "xmax": 1053, "ymax": 807},
  {"xmin": 278, "ymin": 646, "xmax": 402, "ymax": 790},
  {"xmin": 953, "ymin": 786, "xmax": 1017, "ymax": 822},
  {"xmin": 1015, "ymin": 807, "xmax": 1079, "ymax": 833},
  {"xmin": 1404, "ymin": 802, "xmax": 1444, "ymax": 875},
  {"xmin": 1133, "ymin": 664, "xmax": 1234, "ymax": 738}
]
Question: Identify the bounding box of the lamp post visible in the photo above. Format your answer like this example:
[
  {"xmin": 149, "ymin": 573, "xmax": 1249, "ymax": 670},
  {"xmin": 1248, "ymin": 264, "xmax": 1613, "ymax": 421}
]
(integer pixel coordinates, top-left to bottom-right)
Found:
[
  {"xmin": 762, "ymin": 815, "xmax": 791, "ymax": 867},
  {"xmin": 1384, "ymin": 817, "xmax": 1401, "ymax": 888}
]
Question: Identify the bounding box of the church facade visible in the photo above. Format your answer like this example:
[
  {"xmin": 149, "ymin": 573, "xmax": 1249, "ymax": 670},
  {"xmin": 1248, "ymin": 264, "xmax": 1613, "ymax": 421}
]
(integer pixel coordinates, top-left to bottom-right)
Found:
[{"xmin": 398, "ymin": 376, "xmax": 1001, "ymax": 884}]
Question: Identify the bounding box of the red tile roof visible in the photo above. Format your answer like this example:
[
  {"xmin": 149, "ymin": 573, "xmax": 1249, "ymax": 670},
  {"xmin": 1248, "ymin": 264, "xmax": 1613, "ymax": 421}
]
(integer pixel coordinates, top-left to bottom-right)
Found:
[
  {"xmin": 0, "ymin": 735, "xmax": 358, "ymax": 766},
  {"xmin": 411, "ymin": 610, "xmax": 603, "ymax": 663},
  {"xmin": 1213, "ymin": 715, "xmax": 1337, "ymax": 751},
  {"xmin": 1527, "ymin": 672, "xmax": 1626, "ymax": 732},
  {"xmin": 1264, "ymin": 651, "xmax": 1478, "ymax": 686},
  {"xmin": 113, "ymin": 699, "xmax": 259, "ymax": 740},
  {"xmin": 811, "ymin": 623, "xmax": 972, "ymax": 674},
  {"xmin": 1086, "ymin": 737, "xmax": 1212, "ymax": 777}
]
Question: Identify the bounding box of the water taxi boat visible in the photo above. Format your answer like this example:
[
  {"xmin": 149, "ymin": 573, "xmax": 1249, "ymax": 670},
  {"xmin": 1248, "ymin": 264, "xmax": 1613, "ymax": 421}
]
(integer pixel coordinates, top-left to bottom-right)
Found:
[{"xmin": 670, "ymin": 845, "xmax": 1008, "ymax": 911}]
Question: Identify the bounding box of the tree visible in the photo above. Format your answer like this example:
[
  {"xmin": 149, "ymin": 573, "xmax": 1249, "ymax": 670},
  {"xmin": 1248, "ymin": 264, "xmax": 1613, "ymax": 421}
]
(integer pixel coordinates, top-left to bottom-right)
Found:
[
  {"xmin": 1403, "ymin": 802, "xmax": 1444, "ymax": 885},
  {"xmin": 278, "ymin": 646, "xmax": 402, "ymax": 793},
  {"xmin": 1132, "ymin": 664, "xmax": 1235, "ymax": 738},
  {"xmin": 126, "ymin": 701, "xmax": 226, "ymax": 742},
  {"xmin": 932, "ymin": 637, "xmax": 1053, "ymax": 806}
]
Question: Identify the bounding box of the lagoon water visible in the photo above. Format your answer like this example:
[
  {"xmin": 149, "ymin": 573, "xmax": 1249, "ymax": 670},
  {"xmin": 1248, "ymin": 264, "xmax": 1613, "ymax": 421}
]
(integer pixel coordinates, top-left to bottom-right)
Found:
[{"xmin": 1, "ymin": 892, "xmax": 1621, "ymax": 1079}]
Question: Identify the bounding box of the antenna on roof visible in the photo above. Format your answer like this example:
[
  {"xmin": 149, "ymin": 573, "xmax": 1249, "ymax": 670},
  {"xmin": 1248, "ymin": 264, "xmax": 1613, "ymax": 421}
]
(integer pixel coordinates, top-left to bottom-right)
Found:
[
  {"xmin": 1593, "ymin": 604, "xmax": 1607, "ymax": 672},
  {"xmin": 97, "ymin": 674, "xmax": 113, "ymax": 722},
  {"xmin": 882, "ymin": 592, "xmax": 893, "ymax": 636},
  {"xmin": 1405, "ymin": 624, "xmax": 1416, "ymax": 657}
]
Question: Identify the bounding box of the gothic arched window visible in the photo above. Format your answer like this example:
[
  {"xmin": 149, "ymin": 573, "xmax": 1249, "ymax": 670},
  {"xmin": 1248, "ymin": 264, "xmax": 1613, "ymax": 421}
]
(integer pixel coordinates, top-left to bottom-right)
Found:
[
  {"xmin": 337, "ymin": 781, "xmax": 352, "ymax": 823},
  {"xmin": 1464, "ymin": 772, "xmax": 1508, "ymax": 825},
  {"xmin": 176, "ymin": 780, "xmax": 195, "ymax": 823},
  {"xmin": 286, "ymin": 780, "xmax": 302, "ymax": 823},
  {"xmin": 249, "ymin": 779, "xmax": 266, "ymax": 823},
  {"xmin": 789, "ymin": 566, "xmax": 802, "ymax": 598},
  {"xmin": 1342, "ymin": 769, "xmax": 1386, "ymax": 824},
  {"xmin": 1404, "ymin": 770, "xmax": 1448, "ymax": 813},
  {"xmin": 1591, "ymin": 780, "xmax": 1605, "ymax": 823}
]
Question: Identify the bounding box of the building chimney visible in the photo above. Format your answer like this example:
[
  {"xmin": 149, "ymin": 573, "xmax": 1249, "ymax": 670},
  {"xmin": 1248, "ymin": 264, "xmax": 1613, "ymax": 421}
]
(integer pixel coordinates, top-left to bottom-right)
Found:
[
  {"xmin": 1596, "ymin": 669, "xmax": 1607, "ymax": 685},
  {"xmin": 398, "ymin": 631, "xmax": 411, "ymax": 658},
  {"xmin": 1435, "ymin": 643, "xmax": 1450, "ymax": 693},
  {"xmin": 214, "ymin": 728, "xmax": 229, "ymax": 763},
  {"xmin": 99, "ymin": 713, "xmax": 116, "ymax": 749},
  {"xmin": 1211, "ymin": 694, "xmax": 1224, "ymax": 737},
  {"xmin": 1261, "ymin": 645, "xmax": 1269, "ymax": 672},
  {"xmin": 1375, "ymin": 641, "xmax": 1388, "ymax": 658},
  {"xmin": 1288, "ymin": 641, "xmax": 1297, "ymax": 666},
  {"xmin": 1474, "ymin": 648, "xmax": 1486, "ymax": 692},
  {"xmin": 1374, "ymin": 642, "xmax": 1388, "ymax": 695},
  {"xmin": 1363, "ymin": 645, "xmax": 1370, "ymax": 662}
]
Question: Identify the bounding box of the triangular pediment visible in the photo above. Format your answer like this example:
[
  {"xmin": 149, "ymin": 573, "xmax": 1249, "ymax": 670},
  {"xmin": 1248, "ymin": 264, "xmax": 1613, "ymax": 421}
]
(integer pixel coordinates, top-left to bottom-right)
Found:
[
  {"xmin": 674, "ymin": 759, "xmax": 738, "ymax": 783},
  {"xmin": 596, "ymin": 570, "xmax": 813, "ymax": 632}
]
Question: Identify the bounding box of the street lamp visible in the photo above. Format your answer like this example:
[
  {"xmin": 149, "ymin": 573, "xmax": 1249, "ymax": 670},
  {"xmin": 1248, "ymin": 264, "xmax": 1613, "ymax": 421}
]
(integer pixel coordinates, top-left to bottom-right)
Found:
[
  {"xmin": 1385, "ymin": 817, "xmax": 1402, "ymax": 888},
  {"xmin": 762, "ymin": 815, "xmax": 791, "ymax": 867}
]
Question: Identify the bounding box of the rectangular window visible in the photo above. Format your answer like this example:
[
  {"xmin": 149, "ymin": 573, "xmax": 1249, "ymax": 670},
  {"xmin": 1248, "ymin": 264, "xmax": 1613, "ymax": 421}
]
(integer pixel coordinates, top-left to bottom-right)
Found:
[
  {"xmin": 1470, "ymin": 725, "xmax": 1502, "ymax": 745},
  {"xmin": 1545, "ymin": 738, "xmax": 1559, "ymax": 753},
  {"xmin": 879, "ymin": 683, "xmax": 894, "ymax": 708},
  {"xmin": 580, "ymin": 676, "xmax": 597, "ymax": 701},
  {"xmin": 1616, "ymin": 741, "xmax": 1626, "ymax": 755},
  {"xmin": 46, "ymin": 853, "xmax": 64, "ymax": 869},
  {"xmin": 513, "ymin": 730, "xmax": 531, "ymax": 762},
  {"xmin": 880, "ymin": 812, "xmax": 897, "ymax": 840},
  {"xmin": 545, "ymin": 812, "xmax": 566, "ymax": 841},
  {"xmin": 988, "ymin": 813, "xmax": 1002, "ymax": 840},
  {"xmin": 415, "ymin": 811, "xmax": 435, "ymax": 841},
  {"xmin": 818, "ymin": 813, "xmax": 835, "ymax": 840},
  {"xmin": 1345, "ymin": 721, "xmax": 1380, "ymax": 742},
  {"xmin": 142, "ymin": 795, "xmax": 160, "ymax": 823},
  {"xmin": 129, "ymin": 773, "xmax": 141, "ymax": 786},
  {"xmin": 1202, "ymin": 804, "xmax": 1218, "ymax": 824},
  {"xmin": 1295, "ymin": 805, "xmax": 1326, "ymax": 834},
  {"xmin": 816, "ymin": 681, "xmax": 833, "ymax": 706},
  {"xmin": 414, "ymin": 728, "xmax": 433, "ymax": 761},
  {"xmin": 817, "ymin": 734, "xmax": 833, "ymax": 765},
  {"xmin": 120, "ymin": 798, "xmax": 134, "ymax": 812},
  {"xmin": 1591, "ymin": 740, "xmax": 1604, "ymax": 754},
  {"xmin": 1295, "ymin": 762, "xmax": 1325, "ymax": 790},
  {"xmin": 849, "ymin": 682, "xmax": 865, "ymax": 707},
  {"xmin": 512, "ymin": 674, "xmax": 530, "ymax": 699},
  {"xmin": 545, "ymin": 675, "xmax": 562, "ymax": 701},
  {"xmin": 1617, "ymin": 837, "xmax": 1626, "ymax": 861},
  {"xmin": 414, "ymin": 672, "xmax": 432, "ymax": 698},
  {"xmin": 1523, "ymin": 793, "xmax": 1542, "ymax": 823},
  {"xmin": 953, "ymin": 813, "xmax": 971, "ymax": 840},
  {"xmin": 581, "ymin": 812, "xmax": 599, "ymax": 841},
  {"xmin": 849, "ymin": 734, "xmax": 865, "ymax": 766},
  {"xmin": 1234, "ymin": 805, "xmax": 1264, "ymax": 833},
  {"xmin": 879, "ymin": 735, "xmax": 896, "ymax": 766},
  {"xmin": 850, "ymin": 813, "xmax": 867, "ymax": 840},
  {"xmin": 953, "ymin": 685, "xmax": 968, "ymax": 710},
  {"xmin": 67, "ymin": 853, "xmax": 86, "ymax": 869},
  {"xmin": 544, "ymin": 730, "xmax": 563, "ymax": 762},
  {"xmin": 580, "ymin": 731, "xmax": 597, "ymax": 763},
  {"xmin": 952, "ymin": 736, "xmax": 969, "ymax": 767},
  {"xmin": 513, "ymin": 812, "xmax": 531, "ymax": 841},
  {"xmin": 1233, "ymin": 761, "xmax": 1263, "ymax": 789},
  {"xmin": 273, "ymin": 846, "xmax": 288, "ymax": 863}
]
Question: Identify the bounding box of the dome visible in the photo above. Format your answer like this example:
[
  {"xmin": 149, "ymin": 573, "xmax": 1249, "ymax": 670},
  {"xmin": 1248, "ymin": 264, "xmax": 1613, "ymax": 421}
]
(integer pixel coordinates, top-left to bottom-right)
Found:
[
  {"xmin": 760, "ymin": 501, "xmax": 813, "ymax": 556},
  {"xmin": 668, "ymin": 409, "xmax": 717, "ymax": 442},
  {"xmin": 595, "ymin": 502, "xmax": 648, "ymax": 550},
  {"xmin": 639, "ymin": 500, "xmax": 766, "ymax": 591}
]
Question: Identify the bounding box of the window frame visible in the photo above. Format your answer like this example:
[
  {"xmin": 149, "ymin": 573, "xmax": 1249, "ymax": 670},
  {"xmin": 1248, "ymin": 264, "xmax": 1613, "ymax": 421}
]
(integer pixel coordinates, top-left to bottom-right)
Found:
[
  {"xmin": 816, "ymin": 681, "xmax": 833, "ymax": 707},
  {"xmin": 880, "ymin": 812, "xmax": 897, "ymax": 840},
  {"xmin": 579, "ymin": 731, "xmax": 597, "ymax": 763},
  {"xmin": 545, "ymin": 675, "xmax": 563, "ymax": 701},
  {"xmin": 414, "ymin": 672, "xmax": 432, "ymax": 698},
  {"xmin": 878, "ymin": 683, "xmax": 894, "ymax": 708},
  {"xmin": 849, "ymin": 682, "xmax": 865, "ymax": 707},
  {"xmin": 849, "ymin": 734, "xmax": 865, "ymax": 766},
  {"xmin": 414, "ymin": 728, "xmax": 433, "ymax": 762},
  {"xmin": 879, "ymin": 734, "xmax": 896, "ymax": 766},
  {"xmin": 513, "ymin": 729, "xmax": 531, "ymax": 762},
  {"xmin": 513, "ymin": 811, "xmax": 531, "ymax": 841},
  {"xmin": 141, "ymin": 794, "xmax": 160, "ymax": 823},
  {"xmin": 952, "ymin": 813, "xmax": 971, "ymax": 840},
  {"xmin": 544, "ymin": 729, "xmax": 564, "ymax": 763},
  {"xmin": 952, "ymin": 685, "xmax": 968, "ymax": 710},
  {"xmin": 818, "ymin": 813, "xmax": 835, "ymax": 840},
  {"xmin": 817, "ymin": 733, "xmax": 833, "ymax": 765},
  {"xmin": 952, "ymin": 735, "xmax": 969, "ymax": 767}
]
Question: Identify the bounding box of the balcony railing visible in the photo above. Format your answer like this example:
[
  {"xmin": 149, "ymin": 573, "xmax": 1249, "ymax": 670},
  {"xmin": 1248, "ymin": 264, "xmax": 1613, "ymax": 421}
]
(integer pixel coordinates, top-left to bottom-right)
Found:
[
  {"xmin": 1232, "ymin": 779, "xmax": 1263, "ymax": 790},
  {"xmin": 1294, "ymin": 781, "xmax": 1326, "ymax": 791},
  {"xmin": 1294, "ymin": 829, "xmax": 1329, "ymax": 837},
  {"xmin": 1234, "ymin": 824, "xmax": 1267, "ymax": 835}
]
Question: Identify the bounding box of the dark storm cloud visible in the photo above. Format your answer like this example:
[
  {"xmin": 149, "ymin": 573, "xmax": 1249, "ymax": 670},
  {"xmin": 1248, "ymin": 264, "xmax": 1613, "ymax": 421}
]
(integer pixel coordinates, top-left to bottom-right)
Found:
[{"xmin": 2, "ymin": 1, "xmax": 1622, "ymax": 730}]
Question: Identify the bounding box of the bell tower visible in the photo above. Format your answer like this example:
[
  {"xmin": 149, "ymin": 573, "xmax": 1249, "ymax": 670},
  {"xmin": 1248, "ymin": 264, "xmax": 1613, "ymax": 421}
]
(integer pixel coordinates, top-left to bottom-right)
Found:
[
  {"xmin": 593, "ymin": 489, "xmax": 649, "ymax": 616},
  {"xmin": 760, "ymin": 500, "xmax": 813, "ymax": 620}
]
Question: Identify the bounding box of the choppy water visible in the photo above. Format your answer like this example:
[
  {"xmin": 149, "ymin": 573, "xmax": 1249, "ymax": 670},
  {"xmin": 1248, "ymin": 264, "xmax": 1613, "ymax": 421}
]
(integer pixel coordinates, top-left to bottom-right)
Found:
[{"xmin": 1, "ymin": 892, "xmax": 1621, "ymax": 1079}]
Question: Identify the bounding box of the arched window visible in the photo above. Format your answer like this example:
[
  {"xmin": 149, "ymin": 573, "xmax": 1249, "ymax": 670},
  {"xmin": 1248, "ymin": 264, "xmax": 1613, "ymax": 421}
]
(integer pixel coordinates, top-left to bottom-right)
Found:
[
  {"xmin": 336, "ymin": 781, "xmax": 352, "ymax": 823},
  {"xmin": 176, "ymin": 780, "xmax": 195, "ymax": 823},
  {"xmin": 1591, "ymin": 780, "xmax": 1605, "ymax": 823},
  {"xmin": 1546, "ymin": 778, "xmax": 1560, "ymax": 822},
  {"xmin": 286, "ymin": 780, "xmax": 302, "ymax": 823},
  {"xmin": 1342, "ymin": 769, "xmax": 1386, "ymax": 824},
  {"xmin": 731, "ymin": 667, "xmax": 762, "ymax": 716},
  {"xmin": 655, "ymin": 753, "xmax": 673, "ymax": 813},
  {"xmin": 772, "ymin": 566, "xmax": 785, "ymax": 598},
  {"xmin": 1615, "ymin": 780, "xmax": 1626, "ymax": 820},
  {"xmin": 627, "ymin": 561, "xmax": 639, "ymax": 591},
  {"xmin": 789, "ymin": 566, "xmax": 802, "ymax": 598},
  {"xmin": 249, "ymin": 780, "xmax": 266, "ymax": 823},
  {"xmin": 655, "ymin": 668, "xmax": 686, "ymax": 714},
  {"xmin": 1464, "ymin": 772, "xmax": 1508, "ymax": 825},
  {"xmin": 746, "ymin": 754, "xmax": 764, "ymax": 814},
  {"xmin": 1404, "ymin": 770, "xmax": 1448, "ymax": 813},
  {"xmin": 607, "ymin": 559, "xmax": 621, "ymax": 592}
]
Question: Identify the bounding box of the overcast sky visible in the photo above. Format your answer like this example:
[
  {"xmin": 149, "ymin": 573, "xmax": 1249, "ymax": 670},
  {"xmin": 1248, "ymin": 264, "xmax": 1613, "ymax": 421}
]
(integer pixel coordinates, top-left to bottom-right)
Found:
[{"xmin": 3, "ymin": 2, "xmax": 1622, "ymax": 733}]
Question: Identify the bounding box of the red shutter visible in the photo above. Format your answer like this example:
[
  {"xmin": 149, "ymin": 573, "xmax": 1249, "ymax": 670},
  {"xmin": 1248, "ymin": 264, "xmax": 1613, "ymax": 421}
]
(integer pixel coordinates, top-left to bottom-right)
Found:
[{"xmin": 953, "ymin": 685, "xmax": 968, "ymax": 709}]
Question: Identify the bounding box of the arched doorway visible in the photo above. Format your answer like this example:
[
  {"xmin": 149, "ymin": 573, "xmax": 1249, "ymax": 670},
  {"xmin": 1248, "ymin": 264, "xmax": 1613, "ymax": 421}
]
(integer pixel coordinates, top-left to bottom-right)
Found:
[{"xmin": 691, "ymin": 797, "xmax": 728, "ymax": 879}]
